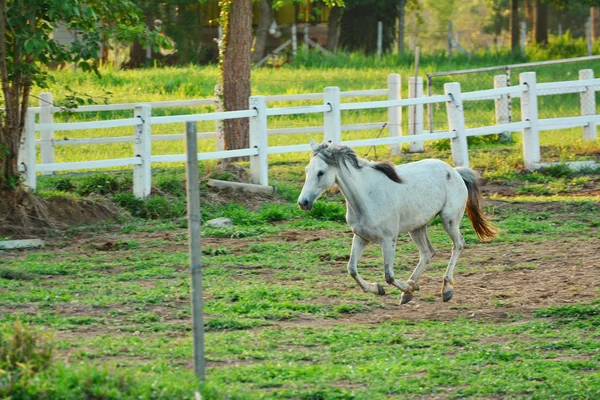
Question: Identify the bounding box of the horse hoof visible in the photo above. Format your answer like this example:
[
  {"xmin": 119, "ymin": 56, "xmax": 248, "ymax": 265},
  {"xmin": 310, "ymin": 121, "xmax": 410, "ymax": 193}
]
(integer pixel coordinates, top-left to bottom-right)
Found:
[
  {"xmin": 442, "ymin": 289, "xmax": 453, "ymax": 302},
  {"xmin": 376, "ymin": 283, "xmax": 386, "ymax": 296},
  {"xmin": 400, "ymin": 292, "xmax": 414, "ymax": 305}
]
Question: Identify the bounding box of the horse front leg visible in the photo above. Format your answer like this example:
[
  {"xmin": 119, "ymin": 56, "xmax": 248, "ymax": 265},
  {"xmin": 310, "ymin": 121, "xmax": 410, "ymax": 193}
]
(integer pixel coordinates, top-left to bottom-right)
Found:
[
  {"xmin": 348, "ymin": 234, "xmax": 385, "ymax": 295},
  {"xmin": 382, "ymin": 239, "xmax": 419, "ymax": 304}
]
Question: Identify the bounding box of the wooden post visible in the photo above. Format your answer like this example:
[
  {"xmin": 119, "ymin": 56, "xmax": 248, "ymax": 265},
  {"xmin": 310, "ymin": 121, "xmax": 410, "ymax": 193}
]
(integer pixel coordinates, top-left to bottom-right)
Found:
[
  {"xmin": 427, "ymin": 75, "xmax": 434, "ymax": 132},
  {"xmin": 304, "ymin": 23, "xmax": 309, "ymax": 49},
  {"xmin": 408, "ymin": 76, "xmax": 424, "ymax": 153},
  {"xmin": 133, "ymin": 104, "xmax": 152, "ymax": 199},
  {"xmin": 214, "ymin": 84, "xmax": 225, "ymax": 152},
  {"xmin": 444, "ymin": 82, "xmax": 469, "ymax": 167},
  {"xmin": 185, "ymin": 121, "xmax": 205, "ymax": 383},
  {"xmin": 387, "ymin": 74, "xmax": 402, "ymax": 155},
  {"xmin": 23, "ymin": 109, "xmax": 37, "ymax": 191},
  {"xmin": 520, "ymin": 20, "xmax": 526, "ymax": 57},
  {"xmin": 586, "ymin": 18, "xmax": 593, "ymax": 56},
  {"xmin": 249, "ymin": 96, "xmax": 269, "ymax": 185},
  {"xmin": 39, "ymin": 92, "xmax": 54, "ymax": 174},
  {"xmin": 494, "ymin": 75, "xmax": 511, "ymax": 143},
  {"xmin": 579, "ymin": 69, "xmax": 597, "ymax": 140},
  {"xmin": 377, "ymin": 21, "xmax": 383, "ymax": 62},
  {"xmin": 291, "ymin": 24, "xmax": 297, "ymax": 57},
  {"xmin": 519, "ymin": 72, "xmax": 540, "ymax": 170},
  {"xmin": 323, "ymin": 87, "xmax": 341, "ymax": 144},
  {"xmin": 448, "ymin": 20, "xmax": 453, "ymax": 60}
]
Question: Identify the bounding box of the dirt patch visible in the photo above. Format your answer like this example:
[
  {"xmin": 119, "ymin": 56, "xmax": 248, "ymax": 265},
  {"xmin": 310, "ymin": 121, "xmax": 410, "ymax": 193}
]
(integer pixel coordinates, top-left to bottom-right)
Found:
[{"xmin": 0, "ymin": 194, "xmax": 119, "ymax": 237}]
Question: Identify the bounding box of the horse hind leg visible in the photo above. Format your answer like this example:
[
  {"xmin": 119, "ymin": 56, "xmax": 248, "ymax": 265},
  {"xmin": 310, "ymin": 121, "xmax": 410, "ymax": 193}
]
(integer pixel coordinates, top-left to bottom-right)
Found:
[
  {"xmin": 400, "ymin": 226, "xmax": 435, "ymax": 305},
  {"xmin": 440, "ymin": 212, "xmax": 466, "ymax": 302},
  {"xmin": 348, "ymin": 234, "xmax": 386, "ymax": 295}
]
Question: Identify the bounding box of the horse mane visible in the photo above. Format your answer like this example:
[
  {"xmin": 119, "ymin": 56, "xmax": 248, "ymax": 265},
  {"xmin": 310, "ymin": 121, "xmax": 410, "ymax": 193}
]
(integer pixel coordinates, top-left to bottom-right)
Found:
[{"xmin": 312, "ymin": 143, "xmax": 403, "ymax": 184}]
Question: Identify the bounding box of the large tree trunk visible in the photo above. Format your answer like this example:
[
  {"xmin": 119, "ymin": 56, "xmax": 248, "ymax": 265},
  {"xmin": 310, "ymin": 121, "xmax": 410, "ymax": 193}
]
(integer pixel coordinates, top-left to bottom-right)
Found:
[
  {"xmin": 326, "ymin": 6, "xmax": 342, "ymax": 52},
  {"xmin": 397, "ymin": 0, "xmax": 405, "ymax": 55},
  {"xmin": 251, "ymin": 0, "xmax": 273, "ymax": 64},
  {"xmin": 510, "ymin": 0, "xmax": 519, "ymax": 53},
  {"xmin": 533, "ymin": 0, "xmax": 548, "ymax": 46},
  {"xmin": 222, "ymin": 0, "xmax": 252, "ymax": 152},
  {"xmin": 592, "ymin": 7, "xmax": 600, "ymax": 40}
]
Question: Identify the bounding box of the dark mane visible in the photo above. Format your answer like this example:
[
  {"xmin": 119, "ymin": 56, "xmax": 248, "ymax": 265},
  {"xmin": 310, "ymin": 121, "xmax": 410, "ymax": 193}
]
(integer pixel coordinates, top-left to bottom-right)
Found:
[{"xmin": 312, "ymin": 142, "xmax": 403, "ymax": 184}]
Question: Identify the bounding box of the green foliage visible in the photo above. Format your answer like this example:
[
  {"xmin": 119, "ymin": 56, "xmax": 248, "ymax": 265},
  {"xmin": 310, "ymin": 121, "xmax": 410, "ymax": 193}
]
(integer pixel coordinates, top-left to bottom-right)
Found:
[
  {"xmin": 76, "ymin": 173, "xmax": 124, "ymax": 196},
  {"xmin": 535, "ymin": 303, "xmax": 600, "ymax": 320},
  {"xmin": 0, "ymin": 267, "xmax": 35, "ymax": 281},
  {"xmin": 155, "ymin": 174, "xmax": 184, "ymax": 197},
  {"xmin": 114, "ymin": 193, "xmax": 186, "ymax": 219},
  {"xmin": 308, "ymin": 201, "xmax": 346, "ymax": 222},
  {"xmin": 526, "ymin": 31, "xmax": 600, "ymax": 61}
]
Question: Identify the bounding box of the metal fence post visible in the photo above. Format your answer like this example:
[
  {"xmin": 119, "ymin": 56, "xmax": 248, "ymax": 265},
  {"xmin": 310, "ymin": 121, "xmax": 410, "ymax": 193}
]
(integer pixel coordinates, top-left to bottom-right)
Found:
[
  {"xmin": 184, "ymin": 120, "xmax": 205, "ymax": 383},
  {"xmin": 214, "ymin": 84, "xmax": 225, "ymax": 151},
  {"xmin": 408, "ymin": 76, "xmax": 424, "ymax": 153},
  {"xmin": 444, "ymin": 82, "xmax": 469, "ymax": 168},
  {"xmin": 520, "ymin": 21, "xmax": 526, "ymax": 58},
  {"xmin": 586, "ymin": 18, "xmax": 593, "ymax": 57},
  {"xmin": 377, "ymin": 21, "xmax": 383, "ymax": 62},
  {"xmin": 133, "ymin": 104, "xmax": 152, "ymax": 198},
  {"xmin": 387, "ymin": 74, "xmax": 402, "ymax": 155},
  {"xmin": 324, "ymin": 87, "xmax": 341, "ymax": 144},
  {"xmin": 249, "ymin": 96, "xmax": 269, "ymax": 185},
  {"xmin": 494, "ymin": 75, "xmax": 511, "ymax": 143},
  {"xmin": 22, "ymin": 109, "xmax": 37, "ymax": 191},
  {"xmin": 39, "ymin": 92, "xmax": 54, "ymax": 174},
  {"xmin": 448, "ymin": 20, "xmax": 453, "ymax": 60},
  {"xmin": 291, "ymin": 24, "xmax": 297, "ymax": 57},
  {"xmin": 579, "ymin": 69, "xmax": 597, "ymax": 141},
  {"xmin": 519, "ymin": 72, "xmax": 540, "ymax": 170}
]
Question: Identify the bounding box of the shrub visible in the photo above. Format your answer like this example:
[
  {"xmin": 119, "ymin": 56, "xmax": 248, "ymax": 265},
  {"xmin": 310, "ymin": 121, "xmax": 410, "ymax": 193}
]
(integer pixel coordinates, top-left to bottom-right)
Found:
[
  {"xmin": 309, "ymin": 201, "xmax": 346, "ymax": 222},
  {"xmin": 155, "ymin": 174, "xmax": 184, "ymax": 197},
  {"xmin": 76, "ymin": 173, "xmax": 122, "ymax": 196}
]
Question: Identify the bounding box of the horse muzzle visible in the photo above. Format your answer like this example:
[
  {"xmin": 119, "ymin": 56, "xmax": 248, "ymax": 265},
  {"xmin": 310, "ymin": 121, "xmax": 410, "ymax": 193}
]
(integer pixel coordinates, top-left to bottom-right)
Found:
[{"xmin": 297, "ymin": 197, "xmax": 314, "ymax": 211}]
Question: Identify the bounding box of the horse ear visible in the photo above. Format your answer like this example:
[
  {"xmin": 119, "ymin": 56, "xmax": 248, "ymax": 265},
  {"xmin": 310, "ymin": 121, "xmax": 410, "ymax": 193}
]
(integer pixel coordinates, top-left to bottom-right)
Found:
[{"xmin": 309, "ymin": 138, "xmax": 317, "ymax": 150}]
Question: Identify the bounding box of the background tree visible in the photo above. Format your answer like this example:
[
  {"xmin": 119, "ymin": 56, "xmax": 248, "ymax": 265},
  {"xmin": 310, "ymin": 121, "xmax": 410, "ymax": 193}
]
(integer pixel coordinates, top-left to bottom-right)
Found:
[
  {"xmin": 0, "ymin": 0, "xmax": 165, "ymax": 203},
  {"xmin": 339, "ymin": 0, "xmax": 398, "ymax": 54},
  {"xmin": 510, "ymin": 0, "xmax": 520, "ymax": 52},
  {"xmin": 220, "ymin": 0, "xmax": 252, "ymax": 152},
  {"xmin": 252, "ymin": 0, "xmax": 275, "ymax": 63},
  {"xmin": 533, "ymin": 0, "xmax": 548, "ymax": 45}
]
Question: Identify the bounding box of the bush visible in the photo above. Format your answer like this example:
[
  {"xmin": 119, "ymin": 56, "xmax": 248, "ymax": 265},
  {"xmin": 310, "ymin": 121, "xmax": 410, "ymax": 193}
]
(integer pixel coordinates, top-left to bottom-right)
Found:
[
  {"xmin": 309, "ymin": 201, "xmax": 346, "ymax": 222},
  {"xmin": 114, "ymin": 193, "xmax": 186, "ymax": 219},
  {"xmin": 76, "ymin": 173, "xmax": 122, "ymax": 196},
  {"xmin": 155, "ymin": 174, "xmax": 184, "ymax": 197}
]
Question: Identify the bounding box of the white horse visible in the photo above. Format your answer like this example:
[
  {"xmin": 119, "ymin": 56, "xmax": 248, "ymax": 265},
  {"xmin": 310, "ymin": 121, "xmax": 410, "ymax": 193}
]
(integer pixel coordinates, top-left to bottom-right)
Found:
[{"xmin": 298, "ymin": 140, "xmax": 497, "ymax": 304}]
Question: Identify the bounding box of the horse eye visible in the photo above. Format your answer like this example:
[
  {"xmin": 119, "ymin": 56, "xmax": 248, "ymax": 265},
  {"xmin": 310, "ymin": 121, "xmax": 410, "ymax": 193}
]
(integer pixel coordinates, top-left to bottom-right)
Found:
[{"xmin": 317, "ymin": 171, "xmax": 324, "ymax": 178}]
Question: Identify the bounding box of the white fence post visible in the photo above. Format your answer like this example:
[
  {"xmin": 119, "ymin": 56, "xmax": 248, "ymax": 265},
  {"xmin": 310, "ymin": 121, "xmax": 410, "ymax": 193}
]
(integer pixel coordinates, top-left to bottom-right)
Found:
[
  {"xmin": 249, "ymin": 96, "xmax": 269, "ymax": 185},
  {"xmin": 291, "ymin": 24, "xmax": 297, "ymax": 57},
  {"xmin": 444, "ymin": 82, "xmax": 469, "ymax": 168},
  {"xmin": 22, "ymin": 109, "xmax": 37, "ymax": 191},
  {"xmin": 519, "ymin": 72, "xmax": 540, "ymax": 170},
  {"xmin": 39, "ymin": 92, "xmax": 54, "ymax": 174},
  {"xmin": 324, "ymin": 87, "xmax": 341, "ymax": 144},
  {"xmin": 586, "ymin": 18, "xmax": 593, "ymax": 57},
  {"xmin": 133, "ymin": 104, "xmax": 152, "ymax": 199},
  {"xmin": 387, "ymin": 74, "xmax": 402, "ymax": 155},
  {"xmin": 214, "ymin": 84, "xmax": 225, "ymax": 151},
  {"xmin": 494, "ymin": 74, "xmax": 511, "ymax": 143},
  {"xmin": 579, "ymin": 69, "xmax": 597, "ymax": 141},
  {"xmin": 520, "ymin": 21, "xmax": 526, "ymax": 58},
  {"xmin": 377, "ymin": 21, "xmax": 383, "ymax": 62},
  {"xmin": 408, "ymin": 76, "xmax": 424, "ymax": 153}
]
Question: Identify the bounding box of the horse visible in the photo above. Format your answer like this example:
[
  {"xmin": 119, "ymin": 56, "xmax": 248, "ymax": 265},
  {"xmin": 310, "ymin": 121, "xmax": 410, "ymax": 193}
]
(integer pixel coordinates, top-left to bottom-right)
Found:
[{"xmin": 297, "ymin": 139, "xmax": 497, "ymax": 304}]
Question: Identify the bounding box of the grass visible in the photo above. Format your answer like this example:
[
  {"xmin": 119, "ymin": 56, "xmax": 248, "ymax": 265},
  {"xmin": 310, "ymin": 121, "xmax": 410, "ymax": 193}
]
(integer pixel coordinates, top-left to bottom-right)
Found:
[{"xmin": 2, "ymin": 55, "xmax": 599, "ymax": 398}]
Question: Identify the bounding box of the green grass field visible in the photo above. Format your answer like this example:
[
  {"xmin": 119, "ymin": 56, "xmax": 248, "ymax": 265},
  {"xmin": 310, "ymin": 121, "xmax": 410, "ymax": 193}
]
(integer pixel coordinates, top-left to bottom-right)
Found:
[{"xmin": 1, "ymin": 54, "xmax": 599, "ymax": 398}]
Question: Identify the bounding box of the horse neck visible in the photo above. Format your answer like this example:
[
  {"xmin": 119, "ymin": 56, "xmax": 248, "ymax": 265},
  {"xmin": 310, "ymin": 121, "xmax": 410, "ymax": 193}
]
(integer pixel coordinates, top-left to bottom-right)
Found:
[{"xmin": 335, "ymin": 165, "xmax": 374, "ymax": 216}]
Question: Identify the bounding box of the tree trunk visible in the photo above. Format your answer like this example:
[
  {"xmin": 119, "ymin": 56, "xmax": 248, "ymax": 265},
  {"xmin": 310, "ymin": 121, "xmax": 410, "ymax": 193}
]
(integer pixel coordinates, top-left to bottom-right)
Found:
[
  {"xmin": 525, "ymin": 0, "xmax": 533, "ymax": 42},
  {"xmin": 251, "ymin": 0, "xmax": 273, "ymax": 64},
  {"xmin": 326, "ymin": 6, "xmax": 342, "ymax": 52},
  {"xmin": 222, "ymin": 0, "xmax": 252, "ymax": 152},
  {"xmin": 592, "ymin": 7, "xmax": 600, "ymax": 40},
  {"xmin": 397, "ymin": 0, "xmax": 405, "ymax": 55},
  {"xmin": 510, "ymin": 0, "xmax": 519, "ymax": 53},
  {"xmin": 533, "ymin": 0, "xmax": 548, "ymax": 46}
]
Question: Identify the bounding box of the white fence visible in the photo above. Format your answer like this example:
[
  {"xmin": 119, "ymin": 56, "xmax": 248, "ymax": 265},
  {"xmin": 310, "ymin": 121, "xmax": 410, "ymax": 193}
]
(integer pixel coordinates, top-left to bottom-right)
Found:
[{"xmin": 19, "ymin": 71, "xmax": 599, "ymax": 198}]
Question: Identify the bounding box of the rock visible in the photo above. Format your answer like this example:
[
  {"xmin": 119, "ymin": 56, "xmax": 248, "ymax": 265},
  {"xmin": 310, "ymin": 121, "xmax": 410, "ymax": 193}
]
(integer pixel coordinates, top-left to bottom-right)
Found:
[{"xmin": 206, "ymin": 217, "xmax": 233, "ymax": 228}]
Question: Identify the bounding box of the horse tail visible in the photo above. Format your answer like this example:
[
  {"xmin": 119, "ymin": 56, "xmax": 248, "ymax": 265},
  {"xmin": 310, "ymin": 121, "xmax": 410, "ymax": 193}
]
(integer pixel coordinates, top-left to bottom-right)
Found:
[{"xmin": 455, "ymin": 167, "xmax": 498, "ymax": 242}]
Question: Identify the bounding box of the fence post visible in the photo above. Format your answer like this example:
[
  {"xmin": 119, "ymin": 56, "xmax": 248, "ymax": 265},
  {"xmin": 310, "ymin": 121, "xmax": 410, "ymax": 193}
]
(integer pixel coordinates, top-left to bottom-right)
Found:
[
  {"xmin": 408, "ymin": 76, "xmax": 424, "ymax": 153},
  {"xmin": 519, "ymin": 72, "xmax": 540, "ymax": 170},
  {"xmin": 22, "ymin": 109, "xmax": 37, "ymax": 191},
  {"xmin": 377, "ymin": 21, "xmax": 383, "ymax": 62},
  {"xmin": 39, "ymin": 92, "xmax": 54, "ymax": 174},
  {"xmin": 324, "ymin": 87, "xmax": 341, "ymax": 144},
  {"xmin": 586, "ymin": 18, "xmax": 593, "ymax": 57},
  {"xmin": 291, "ymin": 24, "xmax": 297, "ymax": 57},
  {"xmin": 214, "ymin": 84, "xmax": 225, "ymax": 151},
  {"xmin": 579, "ymin": 69, "xmax": 597, "ymax": 140},
  {"xmin": 494, "ymin": 75, "xmax": 511, "ymax": 143},
  {"xmin": 387, "ymin": 74, "xmax": 402, "ymax": 155},
  {"xmin": 448, "ymin": 20, "xmax": 453, "ymax": 60},
  {"xmin": 249, "ymin": 96, "xmax": 269, "ymax": 185},
  {"xmin": 133, "ymin": 104, "xmax": 152, "ymax": 199},
  {"xmin": 520, "ymin": 21, "xmax": 526, "ymax": 57},
  {"xmin": 444, "ymin": 82, "xmax": 469, "ymax": 168}
]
